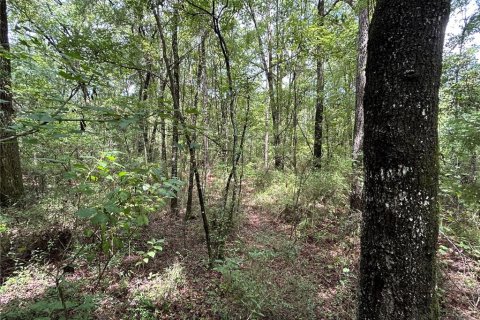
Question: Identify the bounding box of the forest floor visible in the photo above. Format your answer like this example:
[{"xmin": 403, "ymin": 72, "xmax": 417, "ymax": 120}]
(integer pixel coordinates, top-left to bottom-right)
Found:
[{"xmin": 1, "ymin": 183, "xmax": 479, "ymax": 319}]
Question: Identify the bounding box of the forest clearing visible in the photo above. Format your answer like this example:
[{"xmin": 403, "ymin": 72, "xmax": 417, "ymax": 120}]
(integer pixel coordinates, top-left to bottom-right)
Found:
[{"xmin": 1, "ymin": 0, "xmax": 479, "ymax": 319}]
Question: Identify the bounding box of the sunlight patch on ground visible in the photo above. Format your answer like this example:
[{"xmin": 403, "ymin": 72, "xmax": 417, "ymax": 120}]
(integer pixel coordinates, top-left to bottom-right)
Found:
[
  {"xmin": 129, "ymin": 262, "xmax": 186, "ymax": 305},
  {"xmin": 0, "ymin": 267, "xmax": 52, "ymax": 307}
]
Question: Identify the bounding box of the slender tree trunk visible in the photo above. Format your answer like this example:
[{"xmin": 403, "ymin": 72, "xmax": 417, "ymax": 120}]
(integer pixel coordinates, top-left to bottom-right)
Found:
[
  {"xmin": 203, "ymin": 101, "xmax": 209, "ymax": 184},
  {"xmin": 247, "ymin": 1, "xmax": 280, "ymax": 170},
  {"xmin": 153, "ymin": 5, "xmax": 181, "ymax": 215},
  {"xmin": 148, "ymin": 120, "xmax": 157, "ymax": 162},
  {"xmin": 177, "ymin": 85, "xmax": 213, "ymax": 266},
  {"xmin": 469, "ymin": 152, "xmax": 477, "ymax": 183},
  {"xmin": 292, "ymin": 68, "xmax": 298, "ymax": 172},
  {"xmin": 212, "ymin": 14, "xmax": 237, "ymax": 224},
  {"xmin": 359, "ymin": 1, "xmax": 450, "ymax": 318},
  {"xmin": 160, "ymin": 73, "xmax": 168, "ymax": 166},
  {"xmin": 350, "ymin": 4, "xmax": 369, "ymax": 212},
  {"xmin": 177, "ymin": 102, "xmax": 213, "ymax": 264},
  {"xmin": 313, "ymin": 0, "xmax": 325, "ymax": 168},
  {"xmin": 0, "ymin": 0, "xmax": 23, "ymax": 206},
  {"xmin": 271, "ymin": 48, "xmax": 282, "ymax": 170},
  {"xmin": 264, "ymin": 105, "xmax": 269, "ymax": 169},
  {"xmin": 169, "ymin": 9, "xmax": 181, "ymax": 216},
  {"xmin": 137, "ymin": 69, "xmax": 152, "ymax": 161},
  {"xmin": 273, "ymin": 0, "xmax": 283, "ymax": 170},
  {"xmin": 149, "ymin": 79, "xmax": 167, "ymax": 162},
  {"xmin": 153, "ymin": 2, "xmax": 212, "ymax": 261},
  {"xmin": 160, "ymin": 117, "xmax": 167, "ymax": 163},
  {"xmin": 186, "ymin": 35, "xmax": 206, "ymax": 220}
]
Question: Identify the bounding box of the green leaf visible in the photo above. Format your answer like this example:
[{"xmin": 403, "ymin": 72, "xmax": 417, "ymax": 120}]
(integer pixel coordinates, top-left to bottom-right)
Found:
[
  {"xmin": 53, "ymin": 133, "xmax": 68, "ymax": 139},
  {"xmin": 190, "ymin": 142, "xmax": 201, "ymax": 150},
  {"xmin": 135, "ymin": 214, "xmax": 149, "ymax": 226},
  {"xmin": 58, "ymin": 70, "xmax": 81, "ymax": 81},
  {"xmin": 185, "ymin": 107, "xmax": 200, "ymax": 115},
  {"xmin": 104, "ymin": 203, "xmax": 122, "ymax": 214},
  {"xmin": 24, "ymin": 138, "xmax": 39, "ymax": 144},
  {"xmin": 77, "ymin": 183, "xmax": 95, "ymax": 195},
  {"xmin": 118, "ymin": 190, "xmax": 130, "ymax": 201},
  {"xmin": 118, "ymin": 171, "xmax": 128, "ymax": 177},
  {"xmin": 86, "ymin": 253, "xmax": 95, "ymax": 262},
  {"xmin": 102, "ymin": 240, "xmax": 111, "ymax": 253},
  {"xmin": 64, "ymin": 51, "xmax": 82, "ymax": 60},
  {"xmin": 76, "ymin": 208, "xmax": 97, "ymax": 218},
  {"xmin": 118, "ymin": 118, "xmax": 136, "ymax": 129},
  {"xmin": 40, "ymin": 114, "xmax": 55, "ymax": 123},
  {"xmin": 97, "ymin": 160, "xmax": 108, "ymax": 168},
  {"xmin": 92, "ymin": 212, "xmax": 109, "ymax": 225}
]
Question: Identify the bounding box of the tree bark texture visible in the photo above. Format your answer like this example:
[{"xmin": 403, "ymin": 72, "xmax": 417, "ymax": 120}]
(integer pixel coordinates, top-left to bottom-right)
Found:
[
  {"xmin": 359, "ymin": 1, "xmax": 450, "ymax": 319},
  {"xmin": 350, "ymin": 4, "xmax": 369, "ymax": 212},
  {"xmin": 0, "ymin": 0, "xmax": 23, "ymax": 206}
]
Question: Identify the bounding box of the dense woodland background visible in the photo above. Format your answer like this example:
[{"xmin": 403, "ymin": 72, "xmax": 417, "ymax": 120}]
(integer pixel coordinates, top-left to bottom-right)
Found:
[{"xmin": 0, "ymin": 0, "xmax": 479, "ymax": 319}]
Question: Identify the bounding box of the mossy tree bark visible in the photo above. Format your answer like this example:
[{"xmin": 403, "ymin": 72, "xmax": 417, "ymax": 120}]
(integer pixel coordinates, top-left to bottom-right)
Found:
[
  {"xmin": 0, "ymin": 0, "xmax": 24, "ymax": 207},
  {"xmin": 359, "ymin": 0, "xmax": 450, "ymax": 319}
]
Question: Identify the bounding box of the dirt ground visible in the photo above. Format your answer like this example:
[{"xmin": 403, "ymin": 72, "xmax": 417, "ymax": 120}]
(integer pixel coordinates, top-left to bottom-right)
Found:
[{"xmin": 1, "ymin": 194, "xmax": 479, "ymax": 319}]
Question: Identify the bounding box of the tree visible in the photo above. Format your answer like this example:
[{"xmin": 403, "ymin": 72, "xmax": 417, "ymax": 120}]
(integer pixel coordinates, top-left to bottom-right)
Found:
[
  {"xmin": 186, "ymin": 33, "xmax": 206, "ymax": 220},
  {"xmin": 247, "ymin": 0, "xmax": 282, "ymax": 170},
  {"xmin": 350, "ymin": 1, "xmax": 369, "ymax": 212},
  {"xmin": 313, "ymin": 0, "xmax": 325, "ymax": 168},
  {"xmin": 153, "ymin": 2, "xmax": 181, "ymax": 216},
  {"xmin": 359, "ymin": 0, "xmax": 450, "ymax": 318},
  {"xmin": 0, "ymin": 0, "xmax": 23, "ymax": 206}
]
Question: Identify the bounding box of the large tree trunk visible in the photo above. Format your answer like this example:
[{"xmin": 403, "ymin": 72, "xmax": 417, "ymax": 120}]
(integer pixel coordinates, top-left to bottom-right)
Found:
[
  {"xmin": 313, "ymin": 0, "xmax": 324, "ymax": 168},
  {"xmin": 350, "ymin": 4, "xmax": 369, "ymax": 212},
  {"xmin": 0, "ymin": 0, "xmax": 23, "ymax": 206},
  {"xmin": 359, "ymin": 0, "xmax": 450, "ymax": 319}
]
